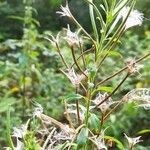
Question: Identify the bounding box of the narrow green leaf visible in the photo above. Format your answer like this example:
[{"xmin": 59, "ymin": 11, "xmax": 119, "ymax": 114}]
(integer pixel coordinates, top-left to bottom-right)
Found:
[
  {"xmin": 97, "ymin": 86, "xmax": 113, "ymax": 93},
  {"xmin": 114, "ymin": 0, "xmax": 130, "ymax": 15},
  {"xmin": 7, "ymin": 15, "xmax": 24, "ymax": 21},
  {"xmin": 54, "ymin": 141, "xmax": 68, "ymax": 150},
  {"xmin": 100, "ymin": 50, "xmax": 123, "ymax": 58},
  {"xmin": 65, "ymin": 93, "xmax": 83, "ymax": 102},
  {"xmin": 108, "ymin": 51, "xmax": 123, "ymax": 58},
  {"xmin": 102, "ymin": 0, "xmax": 109, "ymax": 12},
  {"xmin": 89, "ymin": 0, "xmax": 99, "ymax": 40},
  {"xmin": 137, "ymin": 129, "xmax": 150, "ymax": 135},
  {"xmin": 77, "ymin": 127, "xmax": 89, "ymax": 147},
  {"xmin": 88, "ymin": 114, "xmax": 100, "ymax": 132},
  {"xmin": 103, "ymin": 1, "xmax": 135, "ymax": 50},
  {"xmin": 86, "ymin": 0, "xmax": 105, "ymax": 28}
]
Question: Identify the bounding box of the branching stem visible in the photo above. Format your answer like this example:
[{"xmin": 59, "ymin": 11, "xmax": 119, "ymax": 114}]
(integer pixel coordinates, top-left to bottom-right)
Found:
[
  {"xmin": 96, "ymin": 52, "xmax": 150, "ymax": 86},
  {"xmin": 71, "ymin": 46, "xmax": 88, "ymax": 78},
  {"xmin": 96, "ymin": 72, "xmax": 130, "ymax": 108},
  {"xmin": 56, "ymin": 42, "xmax": 69, "ymax": 68}
]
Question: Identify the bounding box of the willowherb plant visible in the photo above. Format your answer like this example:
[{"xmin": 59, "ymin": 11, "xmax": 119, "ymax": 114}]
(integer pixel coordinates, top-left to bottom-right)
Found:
[{"xmin": 7, "ymin": 0, "xmax": 150, "ymax": 150}]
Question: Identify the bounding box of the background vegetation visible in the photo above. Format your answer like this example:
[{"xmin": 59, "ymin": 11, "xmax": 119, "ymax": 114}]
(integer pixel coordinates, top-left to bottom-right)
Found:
[{"xmin": 0, "ymin": 0, "xmax": 149, "ymax": 149}]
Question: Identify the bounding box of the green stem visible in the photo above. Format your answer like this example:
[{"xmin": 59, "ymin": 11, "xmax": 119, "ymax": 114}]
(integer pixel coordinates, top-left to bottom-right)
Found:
[
  {"xmin": 22, "ymin": 70, "xmax": 26, "ymax": 118},
  {"xmin": 97, "ymin": 26, "xmax": 125, "ymax": 69},
  {"xmin": 6, "ymin": 108, "xmax": 15, "ymax": 150},
  {"xmin": 85, "ymin": 87, "xmax": 91, "ymax": 126},
  {"xmin": 98, "ymin": 22, "xmax": 108, "ymax": 54}
]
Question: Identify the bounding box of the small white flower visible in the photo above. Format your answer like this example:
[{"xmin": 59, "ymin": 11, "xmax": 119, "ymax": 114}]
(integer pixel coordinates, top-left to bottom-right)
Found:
[
  {"xmin": 65, "ymin": 24, "xmax": 79, "ymax": 46},
  {"xmin": 33, "ymin": 106, "xmax": 43, "ymax": 118},
  {"xmin": 93, "ymin": 93, "xmax": 112, "ymax": 114},
  {"xmin": 45, "ymin": 32, "xmax": 60, "ymax": 46},
  {"xmin": 118, "ymin": 6, "xmax": 144, "ymax": 30},
  {"xmin": 91, "ymin": 129, "xmax": 108, "ymax": 150},
  {"xmin": 15, "ymin": 138, "xmax": 24, "ymax": 150},
  {"xmin": 12, "ymin": 127, "xmax": 24, "ymax": 139},
  {"xmin": 12, "ymin": 120, "xmax": 30, "ymax": 139},
  {"xmin": 66, "ymin": 68, "xmax": 80, "ymax": 86},
  {"xmin": 94, "ymin": 137, "xmax": 107, "ymax": 150},
  {"xmin": 56, "ymin": 3, "xmax": 71, "ymax": 18},
  {"xmin": 124, "ymin": 133, "xmax": 142, "ymax": 148},
  {"xmin": 62, "ymin": 68, "xmax": 88, "ymax": 86},
  {"xmin": 126, "ymin": 58, "xmax": 143, "ymax": 74}
]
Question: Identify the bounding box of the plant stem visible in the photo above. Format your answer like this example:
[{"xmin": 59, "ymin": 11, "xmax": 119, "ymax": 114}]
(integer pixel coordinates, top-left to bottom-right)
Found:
[
  {"xmin": 97, "ymin": 52, "xmax": 150, "ymax": 118},
  {"xmin": 98, "ymin": 21, "xmax": 108, "ymax": 54},
  {"xmin": 56, "ymin": 42, "xmax": 69, "ymax": 68},
  {"xmin": 96, "ymin": 52, "xmax": 150, "ymax": 86},
  {"xmin": 85, "ymin": 86, "xmax": 91, "ymax": 126},
  {"xmin": 22, "ymin": 70, "xmax": 26, "ymax": 118},
  {"xmin": 76, "ymin": 86, "xmax": 81, "ymax": 126},
  {"xmin": 6, "ymin": 108, "xmax": 15, "ymax": 150},
  {"xmin": 100, "ymin": 113, "xmax": 104, "ymax": 131},
  {"xmin": 80, "ymin": 82, "xmax": 87, "ymax": 93},
  {"xmin": 64, "ymin": 101, "xmax": 75, "ymax": 129},
  {"xmin": 79, "ymin": 41, "xmax": 86, "ymax": 69},
  {"xmin": 70, "ymin": 45, "xmax": 94, "ymax": 68},
  {"xmin": 96, "ymin": 72, "xmax": 130, "ymax": 108},
  {"xmin": 71, "ymin": 46, "xmax": 88, "ymax": 78},
  {"xmin": 96, "ymin": 67, "xmax": 127, "ymax": 87},
  {"xmin": 136, "ymin": 52, "xmax": 150, "ymax": 63},
  {"xmin": 129, "ymin": 145, "xmax": 133, "ymax": 150},
  {"xmin": 97, "ymin": 26, "xmax": 125, "ymax": 69},
  {"xmin": 103, "ymin": 99, "xmax": 124, "ymax": 121},
  {"xmin": 41, "ymin": 114, "xmax": 67, "ymax": 130},
  {"xmin": 70, "ymin": 13, "xmax": 95, "ymax": 44}
]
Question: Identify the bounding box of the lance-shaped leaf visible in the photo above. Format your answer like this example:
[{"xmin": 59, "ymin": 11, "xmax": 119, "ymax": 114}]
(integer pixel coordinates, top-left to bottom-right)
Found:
[
  {"xmin": 88, "ymin": 114, "xmax": 100, "ymax": 132},
  {"xmin": 77, "ymin": 127, "xmax": 89, "ymax": 148},
  {"xmin": 65, "ymin": 93, "xmax": 83, "ymax": 102}
]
